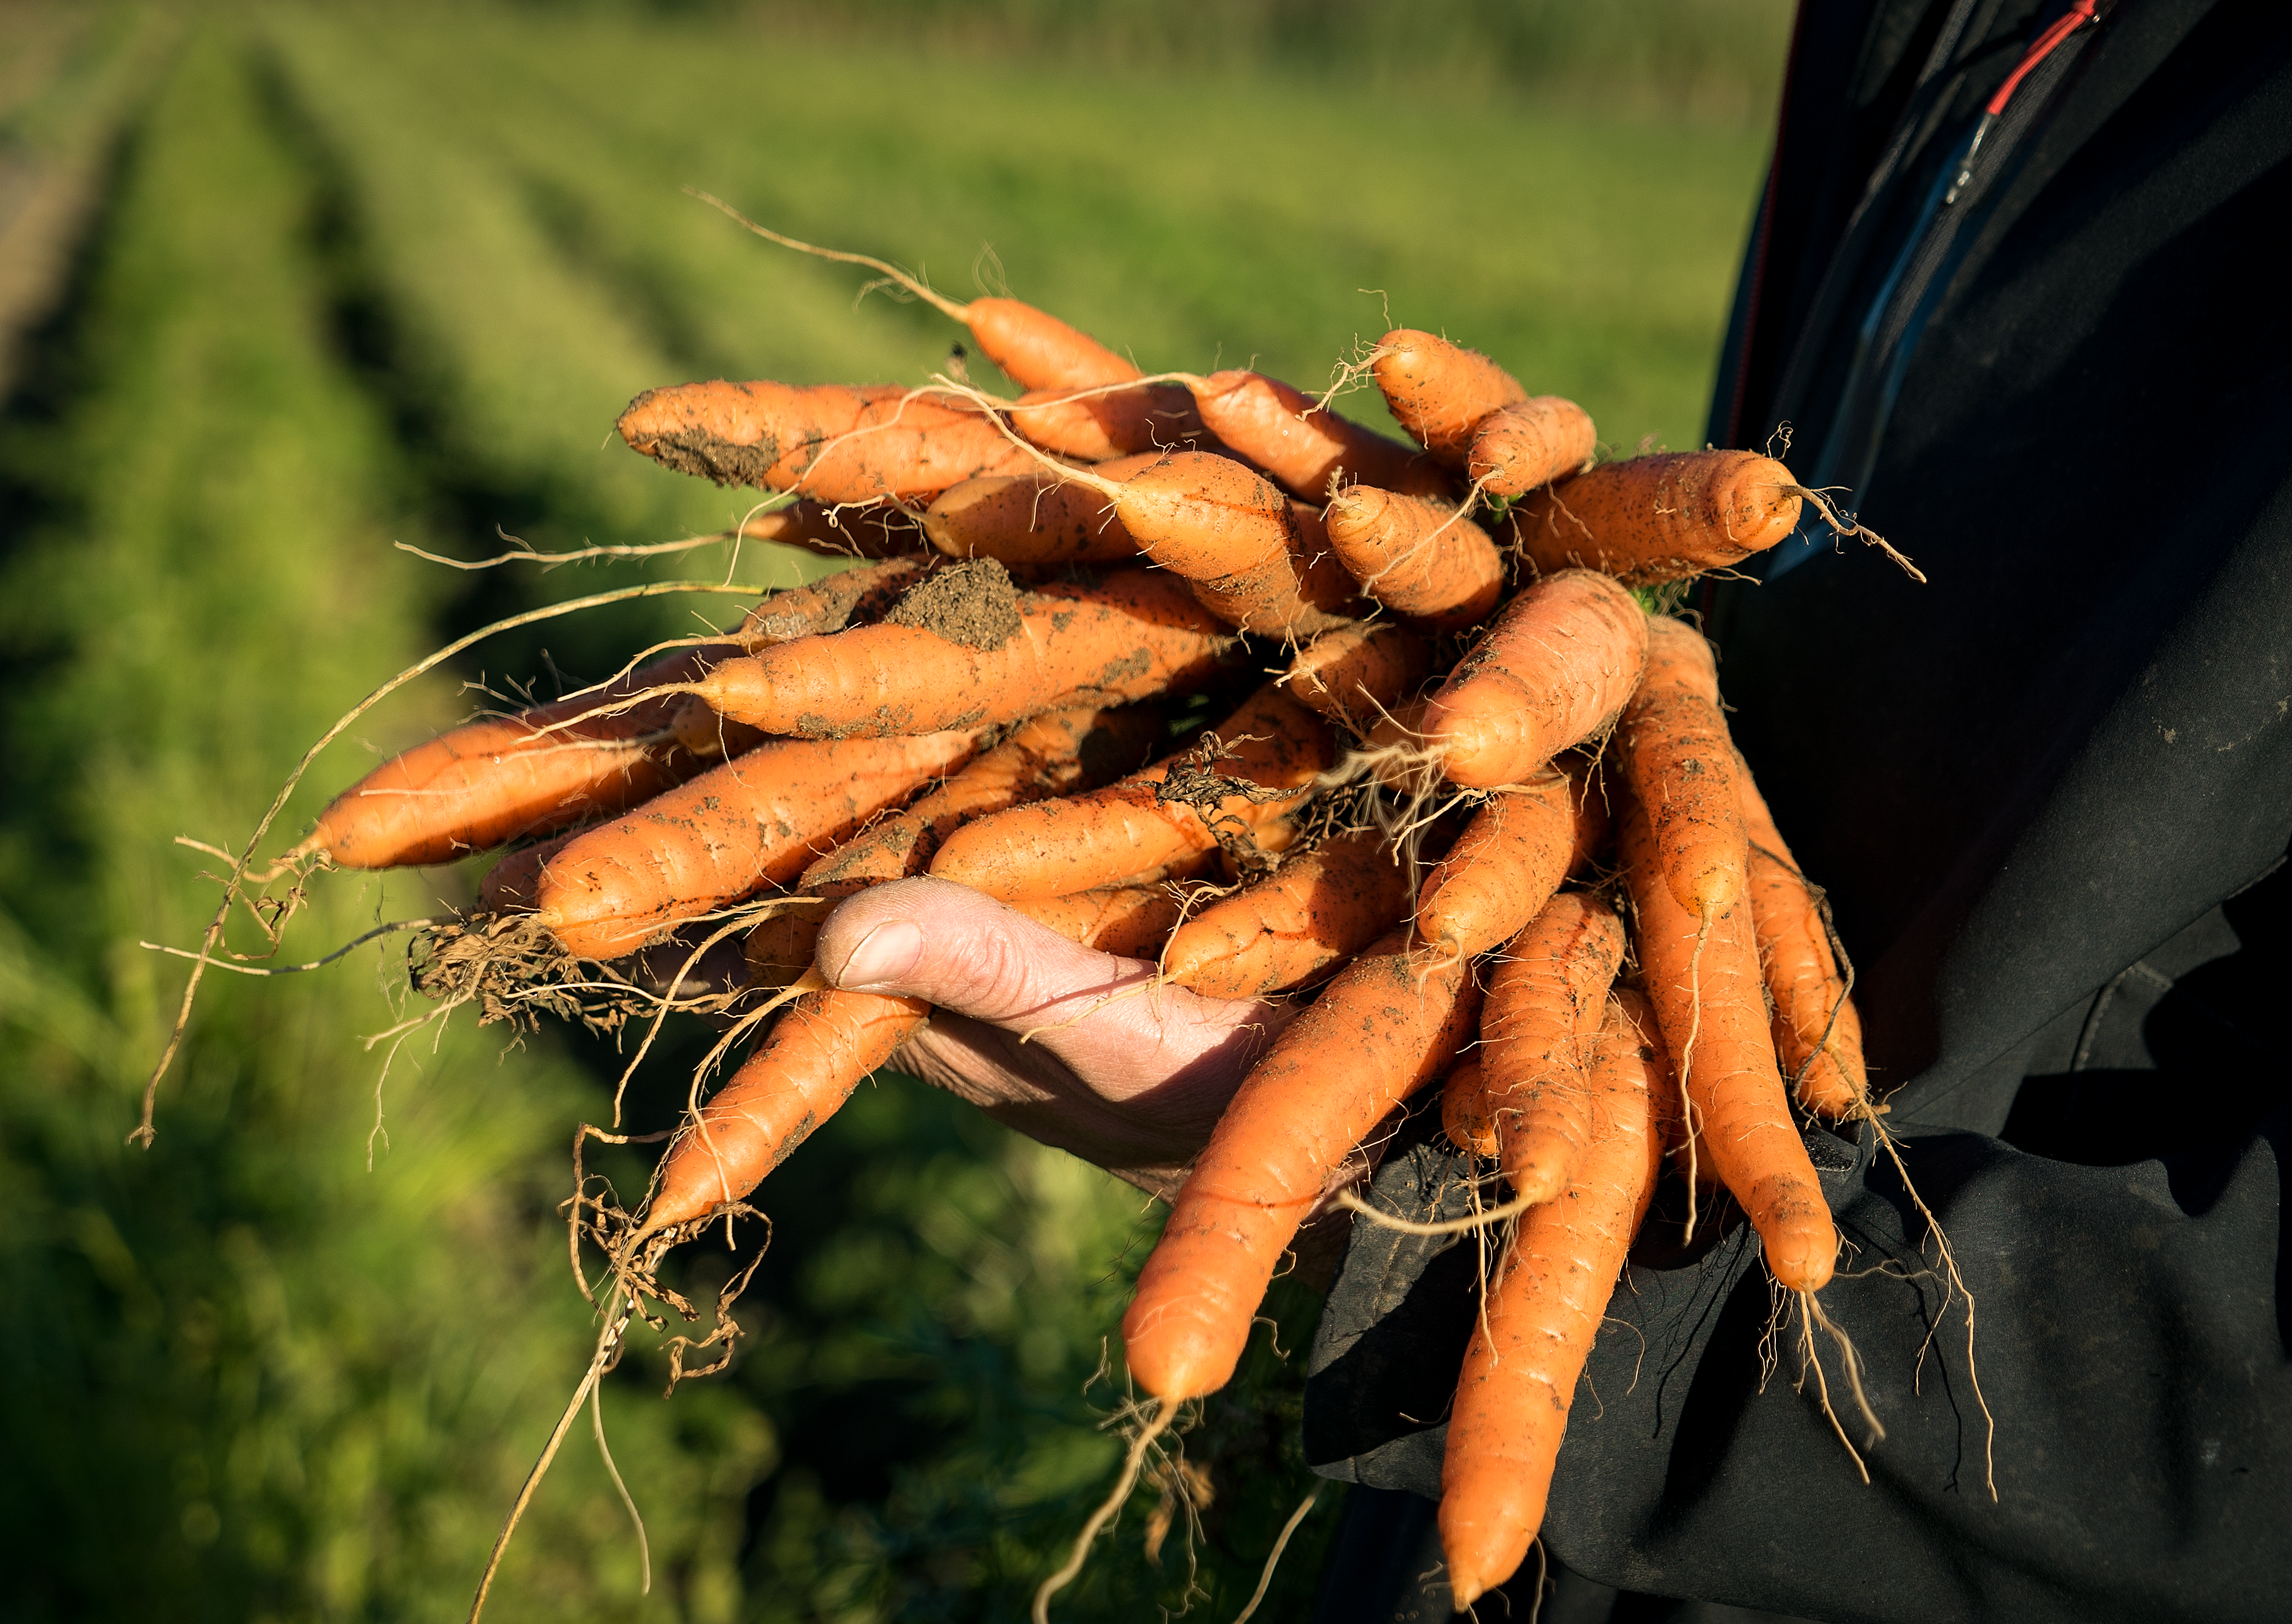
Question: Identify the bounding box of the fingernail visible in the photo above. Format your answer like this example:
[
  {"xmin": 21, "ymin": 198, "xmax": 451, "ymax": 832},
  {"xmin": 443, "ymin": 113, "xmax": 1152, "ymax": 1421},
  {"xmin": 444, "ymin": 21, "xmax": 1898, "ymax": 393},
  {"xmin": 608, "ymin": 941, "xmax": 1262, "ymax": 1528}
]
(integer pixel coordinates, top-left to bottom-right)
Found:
[{"xmin": 833, "ymin": 919, "xmax": 923, "ymax": 989}]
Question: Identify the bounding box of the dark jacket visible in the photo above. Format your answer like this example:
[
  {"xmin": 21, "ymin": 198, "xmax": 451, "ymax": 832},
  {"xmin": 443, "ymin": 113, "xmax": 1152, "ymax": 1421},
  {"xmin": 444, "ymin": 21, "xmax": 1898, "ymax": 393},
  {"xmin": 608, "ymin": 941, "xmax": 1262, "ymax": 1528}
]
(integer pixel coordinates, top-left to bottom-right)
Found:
[{"xmin": 1304, "ymin": 4, "xmax": 2292, "ymax": 1619}]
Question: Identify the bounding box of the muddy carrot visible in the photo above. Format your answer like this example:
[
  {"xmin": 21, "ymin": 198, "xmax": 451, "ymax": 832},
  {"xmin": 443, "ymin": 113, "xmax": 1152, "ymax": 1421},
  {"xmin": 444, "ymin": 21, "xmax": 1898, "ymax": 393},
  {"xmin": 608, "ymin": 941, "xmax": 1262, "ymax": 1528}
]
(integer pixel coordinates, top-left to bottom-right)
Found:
[
  {"xmin": 1466, "ymin": 396, "xmax": 1597, "ymax": 498},
  {"xmin": 1284, "ymin": 622, "xmax": 1432, "ymax": 736},
  {"xmin": 1738, "ymin": 762, "xmax": 1867, "ymax": 1115},
  {"xmin": 1618, "ymin": 616, "xmax": 1746, "ymax": 921},
  {"xmin": 1322, "ymin": 486, "xmax": 1504, "ymax": 631},
  {"xmin": 1416, "ymin": 760, "xmax": 1607, "ymax": 960},
  {"xmin": 1161, "ymin": 829, "xmax": 1414, "ymax": 998},
  {"xmin": 1181, "ymin": 369, "xmax": 1449, "ymax": 500},
  {"xmin": 1481, "ymin": 893, "xmax": 1625, "ymax": 1208},
  {"xmin": 1372, "ymin": 329, "xmax": 1528, "ymax": 463}
]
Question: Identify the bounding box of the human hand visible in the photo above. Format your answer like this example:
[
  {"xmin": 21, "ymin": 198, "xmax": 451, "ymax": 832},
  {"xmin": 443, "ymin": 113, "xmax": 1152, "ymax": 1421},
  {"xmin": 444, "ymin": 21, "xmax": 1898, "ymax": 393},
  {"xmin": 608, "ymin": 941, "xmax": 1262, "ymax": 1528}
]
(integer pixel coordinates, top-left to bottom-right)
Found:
[{"xmin": 812, "ymin": 876, "xmax": 1298, "ymax": 1203}]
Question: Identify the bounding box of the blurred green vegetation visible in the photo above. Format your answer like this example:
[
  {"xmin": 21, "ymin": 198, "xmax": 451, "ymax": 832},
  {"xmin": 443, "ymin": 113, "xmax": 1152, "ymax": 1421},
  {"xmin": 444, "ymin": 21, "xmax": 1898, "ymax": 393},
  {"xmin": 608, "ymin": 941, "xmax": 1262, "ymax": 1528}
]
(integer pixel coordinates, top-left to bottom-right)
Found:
[{"xmin": 0, "ymin": 2, "xmax": 1776, "ymax": 1617}]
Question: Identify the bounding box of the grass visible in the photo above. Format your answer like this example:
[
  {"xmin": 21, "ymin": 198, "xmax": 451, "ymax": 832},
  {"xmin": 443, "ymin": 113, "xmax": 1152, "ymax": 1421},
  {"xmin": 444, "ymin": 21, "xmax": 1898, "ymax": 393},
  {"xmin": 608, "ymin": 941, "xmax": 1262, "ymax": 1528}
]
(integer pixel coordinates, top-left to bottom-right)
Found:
[{"xmin": 0, "ymin": 3, "xmax": 1775, "ymax": 1617}]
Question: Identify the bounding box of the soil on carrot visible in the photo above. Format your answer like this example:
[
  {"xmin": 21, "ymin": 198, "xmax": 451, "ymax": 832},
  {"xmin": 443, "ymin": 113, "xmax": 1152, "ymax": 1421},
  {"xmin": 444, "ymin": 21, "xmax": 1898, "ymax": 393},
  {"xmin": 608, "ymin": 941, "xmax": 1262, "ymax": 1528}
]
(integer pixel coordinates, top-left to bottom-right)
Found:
[
  {"xmin": 622, "ymin": 386, "xmax": 781, "ymax": 487},
  {"xmin": 887, "ymin": 555, "xmax": 1022, "ymax": 649}
]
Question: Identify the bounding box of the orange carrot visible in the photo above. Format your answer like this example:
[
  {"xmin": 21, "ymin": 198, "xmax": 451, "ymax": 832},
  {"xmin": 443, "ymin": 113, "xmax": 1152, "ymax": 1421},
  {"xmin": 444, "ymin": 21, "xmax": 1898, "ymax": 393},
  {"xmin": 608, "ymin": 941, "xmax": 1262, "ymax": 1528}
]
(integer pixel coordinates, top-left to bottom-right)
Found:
[
  {"xmin": 1422, "ymin": 571, "xmax": 1649, "ymax": 790},
  {"xmin": 1618, "ymin": 616, "xmax": 1746, "ymax": 921},
  {"xmin": 1738, "ymin": 762, "xmax": 1867, "ymax": 1116},
  {"xmin": 1284, "ymin": 622, "xmax": 1432, "ymax": 736},
  {"xmin": 1416, "ymin": 760, "xmax": 1607, "ymax": 960},
  {"xmin": 931, "ymin": 681, "xmax": 1337, "ymax": 901},
  {"xmin": 734, "ymin": 498, "xmax": 923, "ymax": 559},
  {"xmin": 1371, "ymin": 329, "xmax": 1528, "ymax": 463},
  {"xmin": 923, "ymin": 452, "xmax": 1160, "ymax": 566},
  {"xmin": 303, "ymin": 645, "xmax": 739, "ymax": 870},
  {"xmin": 1481, "ymin": 893, "xmax": 1625, "ymax": 1208},
  {"xmin": 1187, "ymin": 492, "xmax": 1360, "ymax": 639},
  {"xmin": 1465, "ymin": 396, "xmax": 1596, "ymax": 498},
  {"xmin": 1508, "ymin": 451, "xmax": 1803, "ymax": 584},
  {"xmin": 1008, "ymin": 382, "xmax": 1207, "ymax": 461},
  {"xmin": 1439, "ymin": 989, "xmax": 1665, "ymax": 1607},
  {"xmin": 1123, "ymin": 931, "xmax": 1482, "ymax": 1400},
  {"xmin": 534, "ymin": 728, "xmax": 983, "ymax": 962},
  {"xmin": 616, "ymin": 380, "xmax": 1042, "ymax": 505},
  {"xmin": 1322, "ymin": 486, "xmax": 1504, "ymax": 631},
  {"xmin": 743, "ymin": 704, "xmax": 1159, "ymax": 986},
  {"xmin": 686, "ymin": 567, "xmax": 1236, "ymax": 739},
  {"xmin": 1181, "ymin": 369, "xmax": 1449, "ymax": 500},
  {"xmin": 1439, "ymin": 1058, "xmax": 1496, "ymax": 1158},
  {"xmin": 1621, "ymin": 791, "xmax": 1834, "ymax": 1291},
  {"xmin": 1160, "ymin": 828, "xmax": 1414, "ymax": 997}
]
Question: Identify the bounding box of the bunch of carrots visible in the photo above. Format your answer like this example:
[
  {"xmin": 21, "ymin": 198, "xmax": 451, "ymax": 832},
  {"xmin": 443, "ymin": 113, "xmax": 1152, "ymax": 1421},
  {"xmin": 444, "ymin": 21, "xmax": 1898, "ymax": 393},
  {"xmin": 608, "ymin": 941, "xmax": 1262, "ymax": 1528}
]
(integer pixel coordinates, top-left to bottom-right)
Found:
[{"xmin": 161, "ymin": 212, "xmax": 1928, "ymax": 1619}]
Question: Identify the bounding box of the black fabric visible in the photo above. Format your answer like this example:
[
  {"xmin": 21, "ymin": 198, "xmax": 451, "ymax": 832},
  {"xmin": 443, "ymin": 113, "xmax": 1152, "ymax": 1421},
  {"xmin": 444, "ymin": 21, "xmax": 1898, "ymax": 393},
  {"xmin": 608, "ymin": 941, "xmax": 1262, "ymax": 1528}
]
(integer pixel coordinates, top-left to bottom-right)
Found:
[{"xmin": 1306, "ymin": 3, "xmax": 2292, "ymax": 1619}]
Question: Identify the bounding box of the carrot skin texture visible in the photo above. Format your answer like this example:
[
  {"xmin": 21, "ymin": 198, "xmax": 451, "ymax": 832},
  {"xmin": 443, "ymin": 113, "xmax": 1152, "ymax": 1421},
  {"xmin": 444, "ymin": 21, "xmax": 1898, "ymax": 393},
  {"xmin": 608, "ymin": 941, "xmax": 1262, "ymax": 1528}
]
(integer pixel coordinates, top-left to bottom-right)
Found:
[
  {"xmin": 616, "ymin": 380, "xmax": 1039, "ymax": 504},
  {"xmin": 1422, "ymin": 571, "xmax": 1650, "ymax": 790},
  {"xmin": 311, "ymin": 645, "xmax": 734, "ymax": 869},
  {"xmin": 478, "ymin": 830, "xmax": 578, "ymax": 914},
  {"xmin": 536, "ymin": 729, "xmax": 982, "ymax": 961},
  {"xmin": 1322, "ymin": 487, "xmax": 1504, "ymax": 631},
  {"xmin": 1509, "ymin": 451, "xmax": 1803, "ymax": 584},
  {"xmin": 1162, "ymin": 828, "xmax": 1415, "ymax": 997},
  {"xmin": 1372, "ymin": 329, "xmax": 1528, "ymax": 463},
  {"xmin": 1285, "ymin": 623, "xmax": 1432, "ymax": 735},
  {"xmin": 1440, "ymin": 1059, "xmax": 1497, "ymax": 1158},
  {"xmin": 1123, "ymin": 932, "xmax": 1483, "ymax": 1400},
  {"xmin": 1009, "ymin": 383, "xmax": 1205, "ymax": 460},
  {"xmin": 1415, "ymin": 763, "xmax": 1607, "ymax": 959},
  {"xmin": 932, "ymin": 682, "xmax": 1336, "ymax": 900},
  {"xmin": 1111, "ymin": 451, "xmax": 1352, "ymax": 638},
  {"xmin": 1619, "ymin": 618, "xmax": 1747, "ymax": 920},
  {"xmin": 1482, "ymin": 894, "xmax": 1626, "ymax": 1206},
  {"xmin": 1465, "ymin": 396, "xmax": 1598, "ymax": 498},
  {"xmin": 1439, "ymin": 993, "xmax": 1664, "ymax": 1606},
  {"xmin": 1621, "ymin": 795, "xmax": 1836, "ymax": 1291},
  {"xmin": 1738, "ymin": 763, "xmax": 1867, "ymax": 1115},
  {"xmin": 1184, "ymin": 369, "xmax": 1448, "ymax": 500},
  {"xmin": 690, "ymin": 570, "xmax": 1235, "ymax": 739},
  {"xmin": 923, "ymin": 454, "xmax": 1159, "ymax": 566},
  {"xmin": 963, "ymin": 297, "xmax": 1139, "ymax": 392}
]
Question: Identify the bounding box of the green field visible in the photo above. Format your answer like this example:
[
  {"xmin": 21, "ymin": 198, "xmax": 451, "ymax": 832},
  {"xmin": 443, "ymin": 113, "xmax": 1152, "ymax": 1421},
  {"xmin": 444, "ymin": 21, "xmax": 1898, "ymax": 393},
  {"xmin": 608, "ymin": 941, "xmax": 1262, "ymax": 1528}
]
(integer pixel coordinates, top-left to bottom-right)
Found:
[{"xmin": 0, "ymin": 4, "xmax": 1778, "ymax": 1617}]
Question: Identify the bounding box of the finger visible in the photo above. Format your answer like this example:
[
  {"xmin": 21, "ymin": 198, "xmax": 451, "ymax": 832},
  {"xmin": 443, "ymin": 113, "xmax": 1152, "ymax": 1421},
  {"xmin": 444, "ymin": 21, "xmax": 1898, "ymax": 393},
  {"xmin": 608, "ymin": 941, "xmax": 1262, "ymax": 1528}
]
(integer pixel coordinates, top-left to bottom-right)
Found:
[{"xmin": 817, "ymin": 876, "xmax": 1297, "ymax": 1110}]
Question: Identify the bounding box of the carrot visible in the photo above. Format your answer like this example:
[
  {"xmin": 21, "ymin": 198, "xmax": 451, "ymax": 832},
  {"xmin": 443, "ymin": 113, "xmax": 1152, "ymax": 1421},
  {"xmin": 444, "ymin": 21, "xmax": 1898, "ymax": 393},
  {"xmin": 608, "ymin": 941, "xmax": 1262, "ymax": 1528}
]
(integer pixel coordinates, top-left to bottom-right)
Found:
[
  {"xmin": 685, "ymin": 567, "xmax": 1236, "ymax": 739},
  {"xmin": 743, "ymin": 704, "xmax": 1161, "ymax": 987},
  {"xmin": 734, "ymin": 498, "xmax": 922, "ymax": 559},
  {"xmin": 1009, "ymin": 382, "xmax": 1207, "ymax": 461},
  {"xmin": 1421, "ymin": 571, "xmax": 1649, "ymax": 790},
  {"xmin": 1738, "ymin": 762, "xmax": 1867, "ymax": 1116},
  {"xmin": 533, "ymin": 728, "xmax": 983, "ymax": 962},
  {"xmin": 692, "ymin": 203, "xmax": 1141, "ymax": 395},
  {"xmin": 1617, "ymin": 616, "xmax": 1747, "ymax": 920},
  {"xmin": 931, "ymin": 680, "xmax": 1337, "ymax": 901},
  {"xmin": 302, "ymin": 645, "xmax": 736, "ymax": 870},
  {"xmin": 640, "ymin": 987, "xmax": 928, "ymax": 1233},
  {"xmin": 478, "ymin": 830, "xmax": 579, "ymax": 914},
  {"xmin": 1465, "ymin": 396, "xmax": 1596, "ymax": 498},
  {"xmin": 1188, "ymin": 492, "xmax": 1360, "ymax": 639},
  {"xmin": 1322, "ymin": 486, "xmax": 1504, "ymax": 632},
  {"xmin": 1439, "ymin": 1058, "xmax": 1496, "ymax": 1158},
  {"xmin": 1180, "ymin": 369, "xmax": 1448, "ymax": 501},
  {"xmin": 1160, "ymin": 828, "xmax": 1414, "ymax": 997},
  {"xmin": 1371, "ymin": 329, "xmax": 1528, "ymax": 463},
  {"xmin": 1122, "ymin": 931, "xmax": 1482, "ymax": 1400},
  {"xmin": 1284, "ymin": 622, "xmax": 1432, "ymax": 736},
  {"xmin": 1415, "ymin": 759, "xmax": 1607, "ymax": 960},
  {"xmin": 1438, "ymin": 989, "xmax": 1665, "ymax": 1608},
  {"xmin": 1481, "ymin": 893, "xmax": 1625, "ymax": 1208},
  {"xmin": 1621, "ymin": 791, "xmax": 1835, "ymax": 1290},
  {"xmin": 1508, "ymin": 451, "xmax": 1802, "ymax": 584},
  {"xmin": 923, "ymin": 453, "xmax": 1160, "ymax": 567},
  {"xmin": 728, "ymin": 555, "xmax": 934, "ymax": 650},
  {"xmin": 616, "ymin": 380, "xmax": 1042, "ymax": 505}
]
